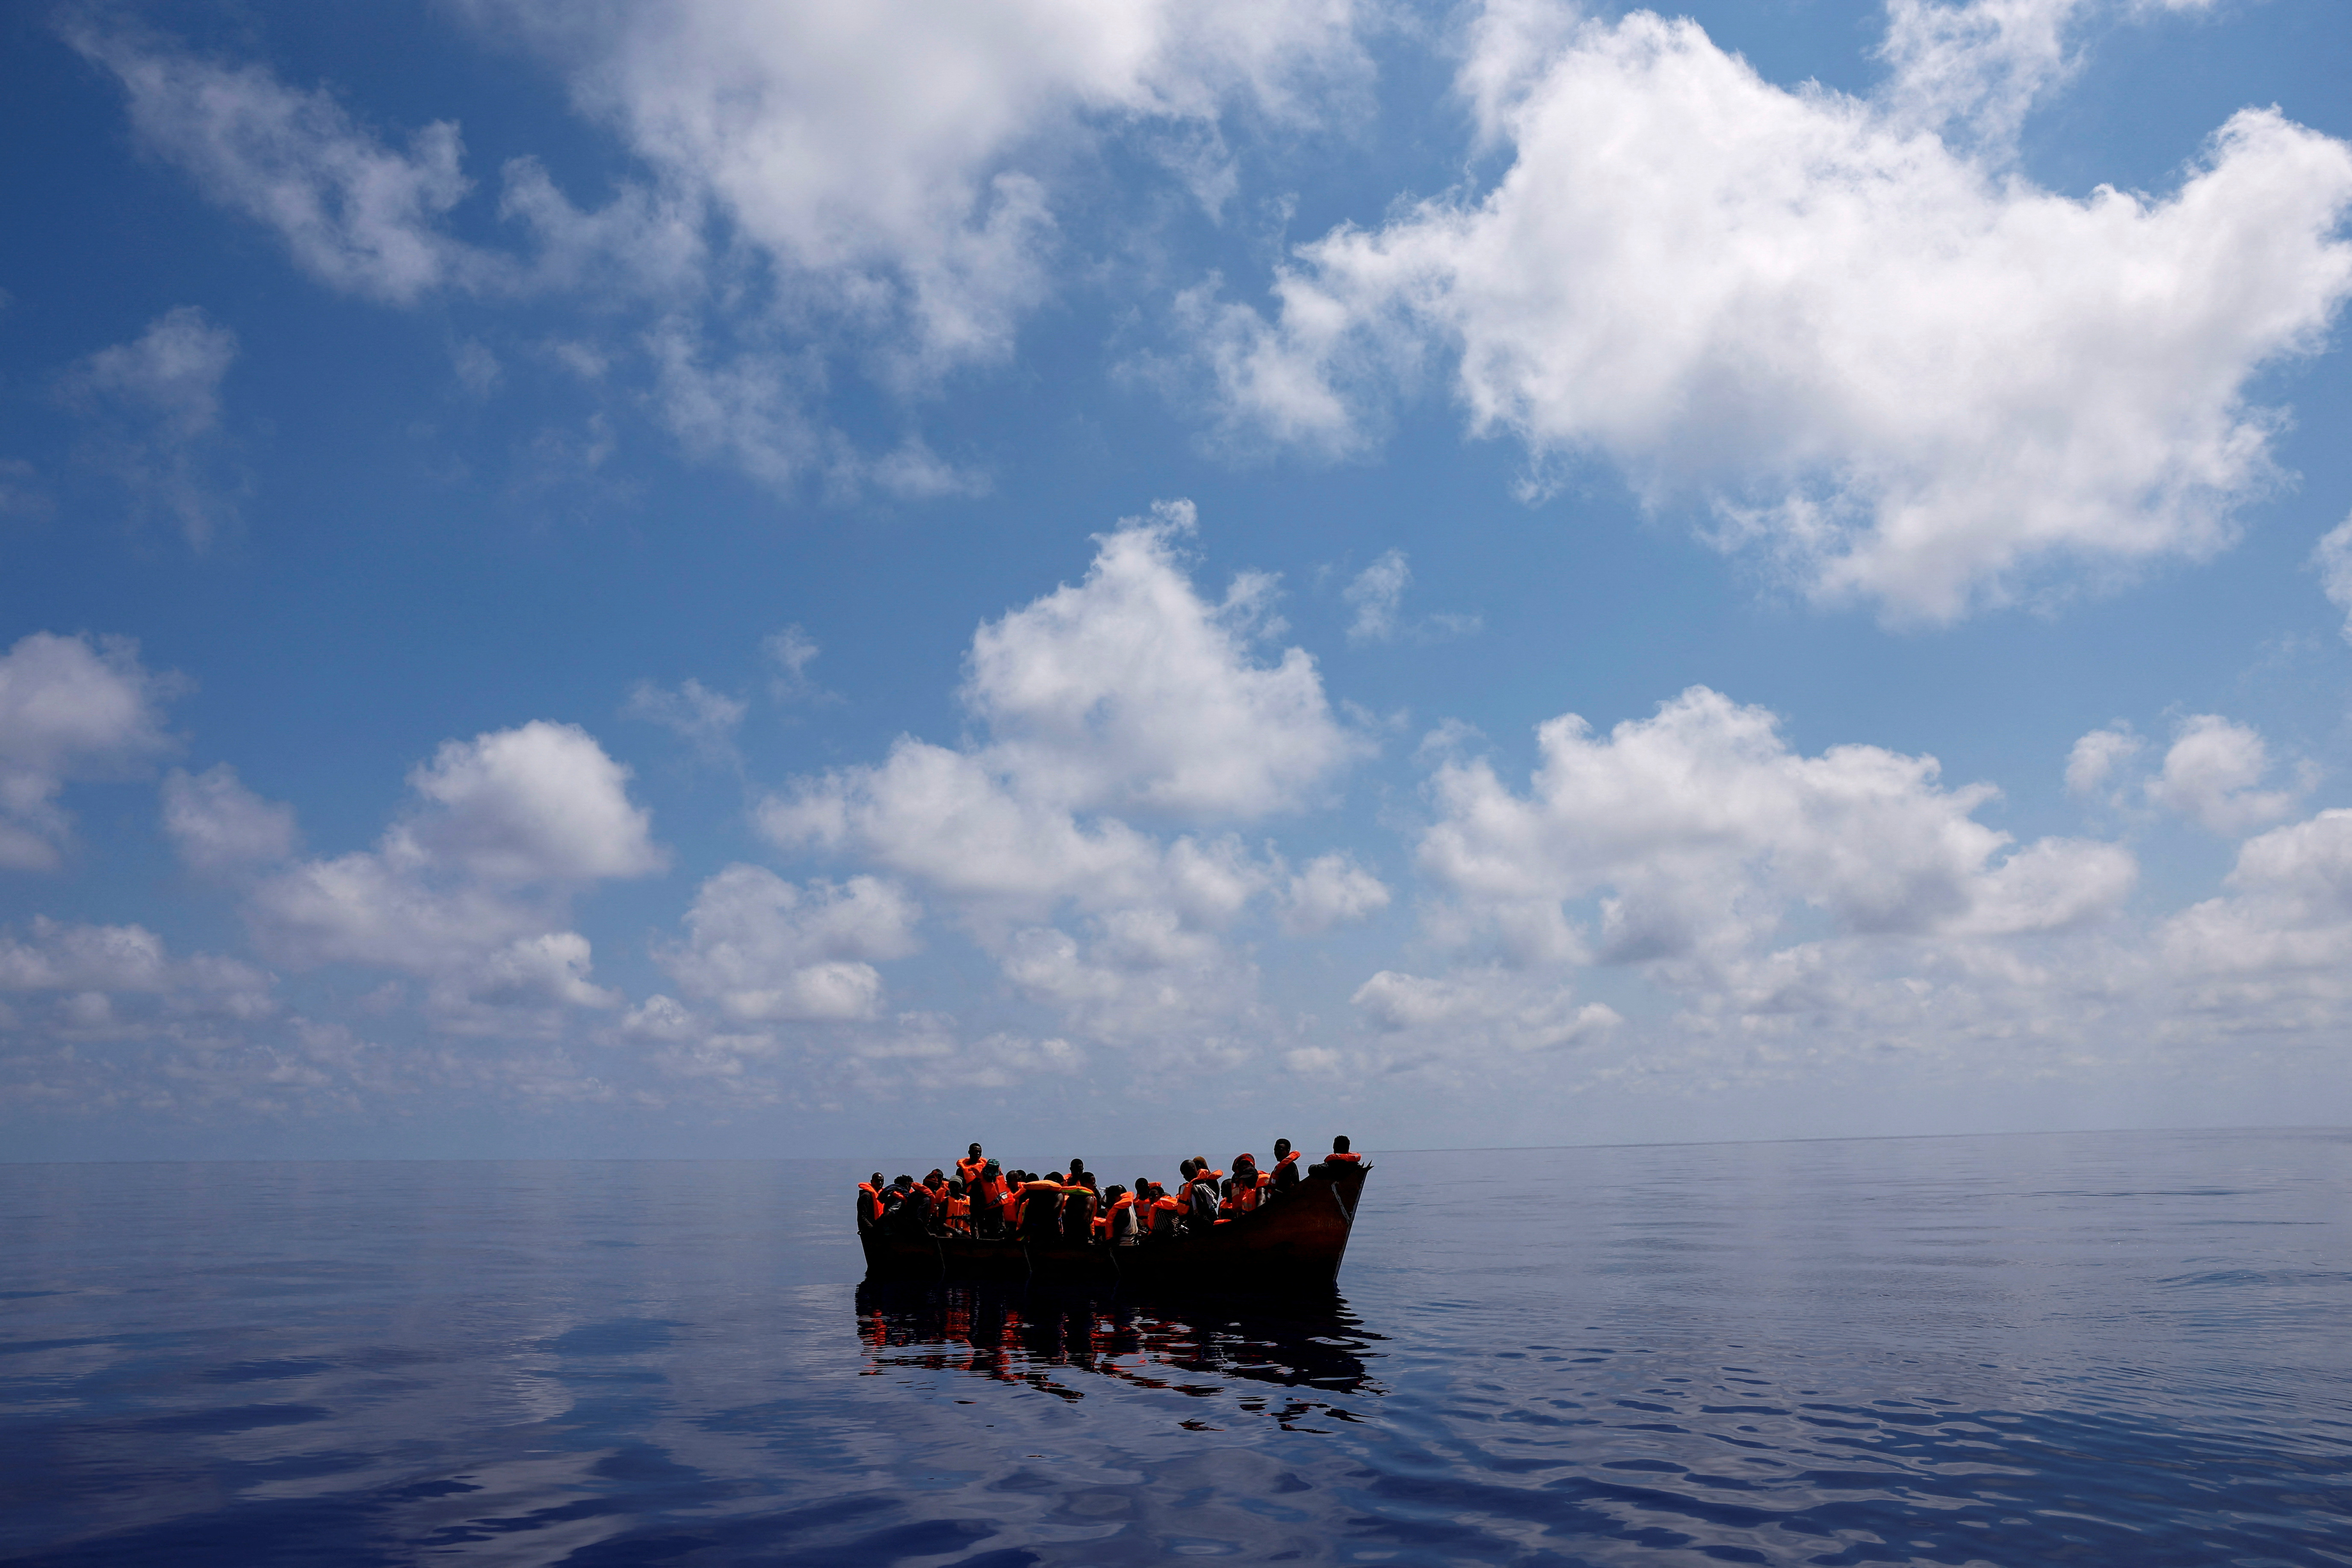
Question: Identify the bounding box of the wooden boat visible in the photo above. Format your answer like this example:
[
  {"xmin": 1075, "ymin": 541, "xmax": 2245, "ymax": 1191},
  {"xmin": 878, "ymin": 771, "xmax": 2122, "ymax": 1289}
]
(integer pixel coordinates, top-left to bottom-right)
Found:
[{"xmin": 859, "ymin": 1163, "xmax": 1371, "ymax": 1289}]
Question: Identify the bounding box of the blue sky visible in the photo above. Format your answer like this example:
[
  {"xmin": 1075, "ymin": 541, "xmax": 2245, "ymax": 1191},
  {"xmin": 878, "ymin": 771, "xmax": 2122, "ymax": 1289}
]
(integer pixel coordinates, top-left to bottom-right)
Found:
[{"xmin": 4, "ymin": 0, "xmax": 2352, "ymax": 1160}]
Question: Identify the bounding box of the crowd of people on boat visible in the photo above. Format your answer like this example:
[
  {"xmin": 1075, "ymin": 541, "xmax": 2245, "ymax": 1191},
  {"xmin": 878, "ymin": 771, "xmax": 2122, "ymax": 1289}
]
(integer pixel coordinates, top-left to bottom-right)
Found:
[{"xmin": 856, "ymin": 1137, "xmax": 1364, "ymax": 1248}]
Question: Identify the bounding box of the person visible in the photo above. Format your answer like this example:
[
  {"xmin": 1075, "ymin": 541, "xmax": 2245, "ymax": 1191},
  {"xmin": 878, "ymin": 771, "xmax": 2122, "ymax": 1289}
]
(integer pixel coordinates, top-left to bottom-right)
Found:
[
  {"xmin": 941, "ymin": 1178, "xmax": 972, "ymax": 1236},
  {"xmin": 856, "ymin": 1172, "xmax": 885, "ymax": 1232},
  {"xmin": 1148, "ymin": 1181, "xmax": 1184, "ymax": 1239},
  {"xmin": 1186, "ymin": 1163, "xmax": 1220, "ymax": 1229},
  {"xmin": 1061, "ymin": 1177, "xmax": 1098, "ymax": 1246},
  {"xmin": 1102, "ymin": 1184, "xmax": 1138, "ymax": 1244},
  {"xmin": 923, "ymin": 1168, "xmax": 949, "ymax": 1212},
  {"xmin": 1018, "ymin": 1170, "xmax": 1067, "ymax": 1241},
  {"xmin": 1267, "ymin": 1139, "xmax": 1300, "ymax": 1199},
  {"xmin": 957, "ymin": 1143, "xmax": 987, "ymax": 1184},
  {"xmin": 1311, "ymin": 1135, "xmax": 1363, "ymax": 1178},
  {"xmin": 891, "ymin": 1173, "xmax": 932, "ymax": 1234},
  {"xmin": 1000, "ymin": 1169, "xmax": 1029, "ymax": 1233},
  {"xmin": 971, "ymin": 1159, "xmax": 1009, "ymax": 1238},
  {"xmin": 1223, "ymin": 1154, "xmax": 1262, "ymax": 1217}
]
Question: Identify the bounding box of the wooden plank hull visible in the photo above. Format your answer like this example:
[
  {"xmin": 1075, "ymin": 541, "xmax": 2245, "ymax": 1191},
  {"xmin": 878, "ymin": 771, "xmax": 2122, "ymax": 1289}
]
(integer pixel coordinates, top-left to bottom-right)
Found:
[{"xmin": 860, "ymin": 1165, "xmax": 1371, "ymax": 1290}]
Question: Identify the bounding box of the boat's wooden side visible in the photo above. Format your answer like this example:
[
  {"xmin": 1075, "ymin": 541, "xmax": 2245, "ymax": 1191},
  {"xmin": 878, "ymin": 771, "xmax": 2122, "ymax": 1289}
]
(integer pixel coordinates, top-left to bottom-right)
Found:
[{"xmin": 860, "ymin": 1164, "xmax": 1370, "ymax": 1289}]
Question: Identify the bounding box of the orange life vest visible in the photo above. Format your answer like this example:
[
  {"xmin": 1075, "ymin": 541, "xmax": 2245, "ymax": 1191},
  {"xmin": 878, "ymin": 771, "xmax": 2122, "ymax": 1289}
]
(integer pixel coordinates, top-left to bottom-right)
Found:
[
  {"xmin": 1325, "ymin": 1149, "xmax": 1362, "ymax": 1165},
  {"xmin": 956, "ymin": 1157, "xmax": 985, "ymax": 1184},
  {"xmin": 1015, "ymin": 1178, "xmax": 1064, "ymax": 1229},
  {"xmin": 942, "ymin": 1195, "xmax": 971, "ymax": 1233},
  {"xmin": 856, "ymin": 1182, "xmax": 882, "ymax": 1225},
  {"xmin": 1230, "ymin": 1172, "xmax": 1262, "ymax": 1213}
]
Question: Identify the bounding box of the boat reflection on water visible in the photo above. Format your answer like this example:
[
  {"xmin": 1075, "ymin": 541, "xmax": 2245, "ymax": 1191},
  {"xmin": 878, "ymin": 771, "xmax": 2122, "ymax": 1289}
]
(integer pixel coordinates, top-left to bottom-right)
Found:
[{"xmin": 854, "ymin": 1281, "xmax": 1385, "ymax": 1431}]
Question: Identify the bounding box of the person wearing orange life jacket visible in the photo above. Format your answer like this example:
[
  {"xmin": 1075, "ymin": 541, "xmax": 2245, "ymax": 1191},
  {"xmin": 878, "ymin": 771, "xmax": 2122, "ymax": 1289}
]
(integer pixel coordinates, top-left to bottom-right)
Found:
[
  {"xmin": 1100, "ymin": 1184, "xmax": 1139, "ymax": 1244},
  {"xmin": 1016, "ymin": 1171, "xmax": 1067, "ymax": 1241},
  {"xmin": 1185, "ymin": 1160, "xmax": 1221, "ymax": 1229},
  {"xmin": 1223, "ymin": 1155, "xmax": 1265, "ymax": 1217},
  {"xmin": 855, "ymin": 1172, "xmax": 886, "ymax": 1232},
  {"xmin": 956, "ymin": 1143, "xmax": 987, "ymax": 1185},
  {"xmin": 1267, "ymin": 1140, "xmax": 1301, "ymax": 1201},
  {"xmin": 884, "ymin": 1173, "xmax": 929, "ymax": 1235},
  {"xmin": 1147, "ymin": 1182, "xmax": 1185, "ymax": 1239},
  {"xmin": 1215, "ymin": 1155, "xmax": 1248, "ymax": 1217},
  {"xmin": 1062, "ymin": 1177, "xmax": 1099, "ymax": 1246},
  {"xmin": 1311, "ymin": 1135, "xmax": 1364, "ymax": 1178},
  {"xmin": 970, "ymin": 1159, "xmax": 1009, "ymax": 1238},
  {"xmin": 996, "ymin": 1167, "xmax": 1025, "ymax": 1233},
  {"xmin": 940, "ymin": 1178, "xmax": 973, "ymax": 1235}
]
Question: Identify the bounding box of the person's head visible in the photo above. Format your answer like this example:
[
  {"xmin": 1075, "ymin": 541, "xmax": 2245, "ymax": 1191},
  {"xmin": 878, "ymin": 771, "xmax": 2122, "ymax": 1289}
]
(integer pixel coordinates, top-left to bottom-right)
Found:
[
  {"xmin": 968, "ymin": 1143, "xmax": 982, "ymax": 1158},
  {"xmin": 894, "ymin": 1174, "xmax": 913, "ymax": 1188},
  {"xmin": 927, "ymin": 1168, "xmax": 944, "ymax": 1183},
  {"xmin": 1179, "ymin": 1158, "xmax": 1196, "ymax": 1178},
  {"xmin": 984, "ymin": 1158, "xmax": 1000, "ymax": 1176},
  {"xmin": 948, "ymin": 1178, "xmax": 965, "ymax": 1196},
  {"xmin": 1234, "ymin": 1153, "xmax": 1255, "ymax": 1171},
  {"xmin": 1332, "ymin": 1135, "xmax": 1351, "ymax": 1153},
  {"xmin": 870, "ymin": 1171, "xmax": 884, "ymax": 1187},
  {"xmin": 1105, "ymin": 1184, "xmax": 1126, "ymax": 1203},
  {"xmin": 1274, "ymin": 1138, "xmax": 1291, "ymax": 1158},
  {"xmin": 1082, "ymin": 1171, "xmax": 1099, "ymax": 1191}
]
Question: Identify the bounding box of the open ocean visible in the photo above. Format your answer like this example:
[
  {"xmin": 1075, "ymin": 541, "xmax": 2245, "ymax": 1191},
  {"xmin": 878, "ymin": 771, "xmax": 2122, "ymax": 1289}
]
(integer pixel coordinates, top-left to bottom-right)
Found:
[{"xmin": 3, "ymin": 1128, "xmax": 2349, "ymax": 1566}]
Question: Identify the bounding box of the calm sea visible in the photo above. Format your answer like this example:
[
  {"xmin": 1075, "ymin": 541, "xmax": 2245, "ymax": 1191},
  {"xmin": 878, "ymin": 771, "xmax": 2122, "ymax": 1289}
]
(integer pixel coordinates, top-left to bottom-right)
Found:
[{"xmin": 3, "ymin": 1129, "xmax": 2348, "ymax": 1566}]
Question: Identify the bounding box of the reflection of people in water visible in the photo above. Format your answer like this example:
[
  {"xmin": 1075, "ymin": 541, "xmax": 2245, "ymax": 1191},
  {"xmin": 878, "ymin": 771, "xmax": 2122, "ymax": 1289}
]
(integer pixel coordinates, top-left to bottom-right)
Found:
[{"xmin": 854, "ymin": 1281, "xmax": 1383, "ymax": 1428}]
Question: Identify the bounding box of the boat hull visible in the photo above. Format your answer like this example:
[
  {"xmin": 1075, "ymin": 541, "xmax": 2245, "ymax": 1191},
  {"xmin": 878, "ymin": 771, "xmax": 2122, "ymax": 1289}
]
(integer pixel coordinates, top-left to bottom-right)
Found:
[{"xmin": 860, "ymin": 1165, "xmax": 1370, "ymax": 1289}]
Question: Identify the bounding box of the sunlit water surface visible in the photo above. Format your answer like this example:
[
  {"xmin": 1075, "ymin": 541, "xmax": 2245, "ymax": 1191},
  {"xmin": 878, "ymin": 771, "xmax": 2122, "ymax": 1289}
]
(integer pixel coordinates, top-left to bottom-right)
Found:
[{"xmin": 3, "ymin": 1130, "xmax": 2349, "ymax": 1565}]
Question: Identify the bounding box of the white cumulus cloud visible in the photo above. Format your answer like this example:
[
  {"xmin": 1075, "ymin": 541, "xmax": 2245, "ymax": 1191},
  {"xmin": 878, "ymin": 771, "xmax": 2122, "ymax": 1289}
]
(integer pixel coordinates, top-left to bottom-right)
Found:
[
  {"xmin": 2163, "ymin": 809, "xmax": 2352, "ymax": 1028},
  {"xmin": 0, "ymin": 633, "xmax": 177, "ymax": 872},
  {"xmin": 162, "ymin": 764, "xmax": 299, "ymax": 876},
  {"xmin": 2065, "ymin": 723, "xmax": 2143, "ymax": 800},
  {"xmin": 2145, "ymin": 714, "xmax": 2308, "ymax": 836},
  {"xmin": 61, "ymin": 306, "xmax": 242, "ymax": 546},
  {"xmin": 1353, "ymin": 965, "xmax": 1620, "ymax": 1056},
  {"xmin": 1281, "ymin": 852, "xmax": 1391, "ymax": 935},
  {"xmin": 67, "ymin": 26, "xmax": 496, "ymax": 304},
  {"xmin": 761, "ymin": 504, "xmax": 1364, "ymax": 1046},
  {"xmin": 1343, "ymin": 549, "xmax": 1410, "ymax": 644},
  {"xmin": 1417, "ymin": 685, "xmax": 2135, "ymax": 973},
  {"xmin": 247, "ymin": 721, "xmax": 664, "ymax": 1030},
  {"xmin": 655, "ymin": 865, "xmax": 920, "ymax": 1022},
  {"xmin": 2313, "ymin": 512, "xmax": 2352, "ymax": 643},
  {"xmin": 1195, "ymin": 0, "xmax": 2352, "ymax": 621},
  {"xmin": 458, "ymin": 0, "xmax": 1368, "ymax": 372},
  {"xmin": 0, "ymin": 916, "xmax": 277, "ymax": 1036},
  {"xmin": 623, "ymin": 676, "xmax": 747, "ymax": 765}
]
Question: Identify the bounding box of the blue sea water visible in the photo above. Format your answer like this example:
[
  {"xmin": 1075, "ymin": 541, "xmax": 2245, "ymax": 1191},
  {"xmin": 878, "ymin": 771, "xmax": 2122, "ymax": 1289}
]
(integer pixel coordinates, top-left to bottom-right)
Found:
[{"xmin": 3, "ymin": 1129, "xmax": 2349, "ymax": 1566}]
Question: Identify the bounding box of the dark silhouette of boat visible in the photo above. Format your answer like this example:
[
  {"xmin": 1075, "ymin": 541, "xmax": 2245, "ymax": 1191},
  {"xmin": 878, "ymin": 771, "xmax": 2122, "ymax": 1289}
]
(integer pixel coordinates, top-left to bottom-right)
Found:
[{"xmin": 859, "ymin": 1163, "xmax": 1372, "ymax": 1288}]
